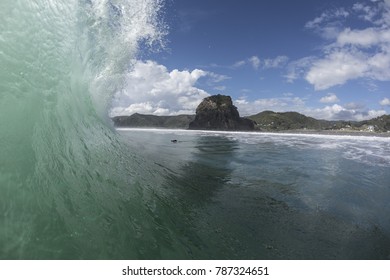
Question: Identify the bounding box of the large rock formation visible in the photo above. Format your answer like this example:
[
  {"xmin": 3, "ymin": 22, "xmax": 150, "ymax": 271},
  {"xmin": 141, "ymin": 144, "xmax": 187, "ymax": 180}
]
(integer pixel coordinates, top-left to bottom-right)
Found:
[{"xmin": 188, "ymin": 95, "xmax": 255, "ymax": 131}]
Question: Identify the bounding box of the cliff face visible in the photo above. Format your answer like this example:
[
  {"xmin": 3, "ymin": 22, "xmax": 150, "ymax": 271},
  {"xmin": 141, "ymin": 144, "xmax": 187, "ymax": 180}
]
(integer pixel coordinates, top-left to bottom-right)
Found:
[{"xmin": 188, "ymin": 95, "xmax": 255, "ymax": 131}]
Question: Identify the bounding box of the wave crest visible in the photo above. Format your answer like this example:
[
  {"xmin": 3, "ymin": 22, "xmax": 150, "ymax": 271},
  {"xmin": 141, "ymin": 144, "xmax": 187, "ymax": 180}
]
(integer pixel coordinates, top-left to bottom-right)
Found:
[{"xmin": 0, "ymin": 0, "xmax": 167, "ymax": 258}]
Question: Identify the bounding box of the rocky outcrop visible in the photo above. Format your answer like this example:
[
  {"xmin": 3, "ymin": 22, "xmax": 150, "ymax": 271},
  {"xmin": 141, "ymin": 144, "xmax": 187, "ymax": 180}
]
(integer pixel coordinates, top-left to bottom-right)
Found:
[
  {"xmin": 188, "ymin": 95, "xmax": 255, "ymax": 131},
  {"xmin": 111, "ymin": 99, "xmax": 390, "ymax": 133}
]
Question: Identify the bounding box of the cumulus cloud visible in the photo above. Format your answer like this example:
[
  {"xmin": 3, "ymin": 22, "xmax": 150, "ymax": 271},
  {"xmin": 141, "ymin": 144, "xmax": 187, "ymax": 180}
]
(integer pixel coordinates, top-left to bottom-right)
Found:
[
  {"xmin": 320, "ymin": 93, "xmax": 340, "ymax": 103},
  {"xmin": 303, "ymin": 1, "xmax": 390, "ymax": 90},
  {"xmin": 309, "ymin": 104, "xmax": 386, "ymax": 121},
  {"xmin": 286, "ymin": 1, "xmax": 390, "ymax": 90},
  {"xmin": 306, "ymin": 50, "xmax": 369, "ymax": 90},
  {"xmin": 110, "ymin": 60, "xmax": 214, "ymax": 116},
  {"xmin": 306, "ymin": 45, "xmax": 390, "ymax": 90},
  {"xmin": 336, "ymin": 27, "xmax": 387, "ymax": 47},
  {"xmin": 380, "ymin": 97, "xmax": 390, "ymax": 105}
]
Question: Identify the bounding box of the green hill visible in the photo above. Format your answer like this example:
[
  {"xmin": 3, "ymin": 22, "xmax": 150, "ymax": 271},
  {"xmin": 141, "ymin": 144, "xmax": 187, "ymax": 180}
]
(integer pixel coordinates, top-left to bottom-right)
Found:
[
  {"xmin": 112, "ymin": 113, "xmax": 195, "ymax": 129},
  {"xmin": 247, "ymin": 111, "xmax": 327, "ymax": 131},
  {"xmin": 357, "ymin": 115, "xmax": 390, "ymax": 132},
  {"xmin": 247, "ymin": 111, "xmax": 390, "ymax": 133},
  {"xmin": 112, "ymin": 111, "xmax": 390, "ymax": 133}
]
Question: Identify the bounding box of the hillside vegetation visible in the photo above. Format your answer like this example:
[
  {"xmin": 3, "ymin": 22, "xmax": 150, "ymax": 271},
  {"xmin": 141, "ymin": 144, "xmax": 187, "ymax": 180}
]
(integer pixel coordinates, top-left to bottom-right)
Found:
[
  {"xmin": 112, "ymin": 113, "xmax": 195, "ymax": 129},
  {"xmin": 112, "ymin": 96, "xmax": 390, "ymax": 133}
]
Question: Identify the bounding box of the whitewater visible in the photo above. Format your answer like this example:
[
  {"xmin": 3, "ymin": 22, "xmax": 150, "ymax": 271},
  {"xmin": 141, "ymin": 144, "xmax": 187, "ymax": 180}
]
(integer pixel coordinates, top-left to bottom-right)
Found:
[{"xmin": 1, "ymin": 0, "xmax": 390, "ymax": 259}]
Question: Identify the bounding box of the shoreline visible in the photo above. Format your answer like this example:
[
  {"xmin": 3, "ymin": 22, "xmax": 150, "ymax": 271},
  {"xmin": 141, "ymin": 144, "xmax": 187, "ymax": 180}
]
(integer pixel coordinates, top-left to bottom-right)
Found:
[
  {"xmin": 270, "ymin": 129, "xmax": 390, "ymax": 138},
  {"xmin": 116, "ymin": 127, "xmax": 390, "ymax": 139}
]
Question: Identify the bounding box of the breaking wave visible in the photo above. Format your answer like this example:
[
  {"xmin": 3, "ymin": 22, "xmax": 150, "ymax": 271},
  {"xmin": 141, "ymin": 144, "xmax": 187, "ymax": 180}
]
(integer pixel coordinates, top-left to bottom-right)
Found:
[{"xmin": 0, "ymin": 0, "xmax": 169, "ymax": 259}]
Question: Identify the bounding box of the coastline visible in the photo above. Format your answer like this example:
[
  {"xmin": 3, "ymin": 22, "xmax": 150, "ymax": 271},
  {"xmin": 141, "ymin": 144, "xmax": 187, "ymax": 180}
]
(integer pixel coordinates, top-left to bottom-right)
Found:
[
  {"xmin": 272, "ymin": 129, "xmax": 390, "ymax": 138},
  {"xmin": 116, "ymin": 127, "xmax": 390, "ymax": 139}
]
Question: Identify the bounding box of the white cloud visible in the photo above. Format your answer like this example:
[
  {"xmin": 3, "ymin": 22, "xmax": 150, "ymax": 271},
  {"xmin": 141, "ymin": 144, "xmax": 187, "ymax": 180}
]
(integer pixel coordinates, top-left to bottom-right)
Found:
[
  {"xmin": 337, "ymin": 27, "xmax": 380, "ymax": 47},
  {"xmin": 368, "ymin": 51, "xmax": 390, "ymax": 80},
  {"xmin": 306, "ymin": 45, "xmax": 390, "ymax": 90},
  {"xmin": 235, "ymin": 97, "xmax": 385, "ymax": 121},
  {"xmin": 207, "ymin": 72, "xmax": 231, "ymax": 83},
  {"xmin": 353, "ymin": 0, "xmax": 390, "ymax": 25},
  {"xmin": 337, "ymin": 27, "xmax": 390, "ymax": 47},
  {"xmin": 311, "ymin": 104, "xmax": 346, "ymax": 120},
  {"xmin": 380, "ymin": 97, "xmax": 390, "ymax": 105},
  {"xmin": 110, "ymin": 60, "xmax": 212, "ymax": 116},
  {"xmin": 232, "ymin": 60, "xmax": 246, "ymax": 68},
  {"xmin": 231, "ymin": 55, "xmax": 289, "ymax": 71},
  {"xmin": 353, "ymin": 2, "xmax": 380, "ymax": 23},
  {"xmin": 300, "ymin": 1, "xmax": 390, "ymax": 90},
  {"xmin": 249, "ymin": 56, "xmax": 261, "ymax": 70},
  {"xmin": 235, "ymin": 96, "xmax": 306, "ymax": 116},
  {"xmin": 305, "ymin": 8, "xmax": 350, "ymax": 39},
  {"xmin": 232, "ymin": 56, "xmax": 260, "ymax": 70},
  {"xmin": 306, "ymin": 50, "xmax": 369, "ymax": 90},
  {"xmin": 320, "ymin": 93, "xmax": 340, "ymax": 103},
  {"xmin": 263, "ymin": 56, "xmax": 289, "ymax": 69},
  {"xmin": 285, "ymin": 56, "xmax": 316, "ymax": 83},
  {"xmin": 308, "ymin": 104, "xmax": 386, "ymax": 121},
  {"xmin": 305, "ymin": 8, "xmax": 350, "ymax": 29}
]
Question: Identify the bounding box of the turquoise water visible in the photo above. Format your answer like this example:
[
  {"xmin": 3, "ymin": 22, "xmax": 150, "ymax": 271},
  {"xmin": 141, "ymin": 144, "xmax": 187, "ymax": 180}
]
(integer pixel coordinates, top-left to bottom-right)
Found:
[{"xmin": 1, "ymin": 0, "xmax": 390, "ymax": 259}]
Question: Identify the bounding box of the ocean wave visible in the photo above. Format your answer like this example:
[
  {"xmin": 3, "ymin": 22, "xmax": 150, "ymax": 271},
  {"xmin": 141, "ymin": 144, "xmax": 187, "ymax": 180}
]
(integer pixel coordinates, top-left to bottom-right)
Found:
[{"xmin": 0, "ymin": 0, "xmax": 167, "ymax": 259}]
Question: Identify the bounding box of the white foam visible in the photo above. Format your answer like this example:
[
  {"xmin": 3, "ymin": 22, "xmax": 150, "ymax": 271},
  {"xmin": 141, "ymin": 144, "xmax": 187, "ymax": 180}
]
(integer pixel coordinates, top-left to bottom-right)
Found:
[
  {"xmin": 116, "ymin": 128, "xmax": 390, "ymax": 140},
  {"xmin": 117, "ymin": 128, "xmax": 390, "ymax": 166}
]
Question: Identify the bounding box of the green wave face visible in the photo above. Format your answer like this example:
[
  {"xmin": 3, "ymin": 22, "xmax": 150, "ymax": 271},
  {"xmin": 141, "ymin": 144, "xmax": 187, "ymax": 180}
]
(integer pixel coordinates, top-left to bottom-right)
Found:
[{"xmin": 0, "ymin": 0, "xmax": 170, "ymax": 259}]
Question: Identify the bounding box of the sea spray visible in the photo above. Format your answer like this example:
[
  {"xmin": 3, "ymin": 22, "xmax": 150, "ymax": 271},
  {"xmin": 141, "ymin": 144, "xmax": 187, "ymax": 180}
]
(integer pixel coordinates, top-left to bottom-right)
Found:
[{"xmin": 0, "ymin": 0, "xmax": 169, "ymax": 259}]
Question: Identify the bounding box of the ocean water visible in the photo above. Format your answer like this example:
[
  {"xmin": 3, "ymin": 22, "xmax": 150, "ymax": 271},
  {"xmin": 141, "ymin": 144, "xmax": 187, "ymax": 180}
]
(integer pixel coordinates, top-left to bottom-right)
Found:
[
  {"xmin": 1, "ymin": 0, "xmax": 390, "ymax": 260},
  {"xmin": 115, "ymin": 129, "xmax": 390, "ymax": 259}
]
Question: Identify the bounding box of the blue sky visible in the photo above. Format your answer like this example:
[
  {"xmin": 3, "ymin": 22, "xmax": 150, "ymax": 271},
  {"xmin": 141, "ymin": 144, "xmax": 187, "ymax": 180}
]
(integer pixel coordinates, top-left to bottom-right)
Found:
[{"xmin": 111, "ymin": 0, "xmax": 390, "ymax": 120}]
